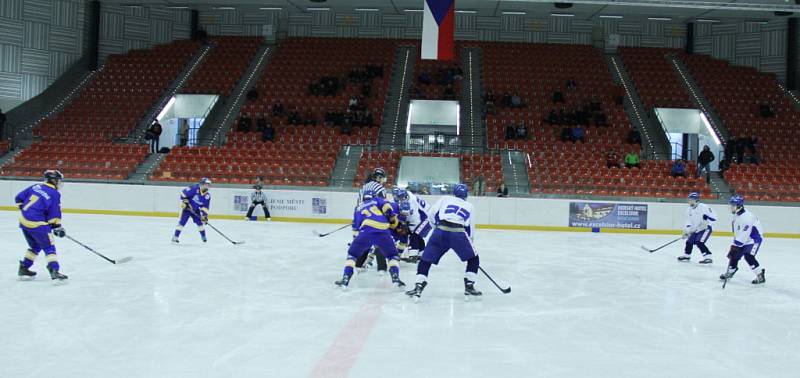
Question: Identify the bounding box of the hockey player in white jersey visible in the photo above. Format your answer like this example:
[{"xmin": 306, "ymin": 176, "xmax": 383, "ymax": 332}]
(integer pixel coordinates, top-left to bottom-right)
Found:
[
  {"xmin": 393, "ymin": 188, "xmax": 432, "ymax": 263},
  {"xmin": 405, "ymin": 183, "xmax": 481, "ymax": 301},
  {"xmin": 719, "ymin": 195, "xmax": 765, "ymax": 285},
  {"xmin": 678, "ymin": 192, "xmax": 715, "ymax": 264}
]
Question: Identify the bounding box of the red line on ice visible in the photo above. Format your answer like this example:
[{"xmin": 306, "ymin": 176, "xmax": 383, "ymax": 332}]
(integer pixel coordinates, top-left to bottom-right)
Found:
[{"xmin": 309, "ymin": 295, "xmax": 385, "ymax": 378}]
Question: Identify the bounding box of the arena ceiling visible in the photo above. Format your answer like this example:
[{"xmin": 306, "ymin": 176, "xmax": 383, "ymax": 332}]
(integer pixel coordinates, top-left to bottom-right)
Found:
[{"xmin": 106, "ymin": 0, "xmax": 800, "ymax": 22}]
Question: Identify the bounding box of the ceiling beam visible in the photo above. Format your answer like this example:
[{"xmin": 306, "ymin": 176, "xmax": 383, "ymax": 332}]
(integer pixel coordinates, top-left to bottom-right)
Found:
[{"xmin": 501, "ymin": 0, "xmax": 799, "ymax": 13}]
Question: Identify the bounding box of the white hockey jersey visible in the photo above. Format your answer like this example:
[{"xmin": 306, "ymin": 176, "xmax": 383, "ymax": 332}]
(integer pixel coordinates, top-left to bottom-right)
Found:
[
  {"xmin": 685, "ymin": 203, "xmax": 717, "ymax": 234},
  {"xmin": 429, "ymin": 195, "xmax": 474, "ymax": 237},
  {"xmin": 732, "ymin": 209, "xmax": 763, "ymax": 247},
  {"xmin": 405, "ymin": 191, "xmax": 429, "ymax": 228}
]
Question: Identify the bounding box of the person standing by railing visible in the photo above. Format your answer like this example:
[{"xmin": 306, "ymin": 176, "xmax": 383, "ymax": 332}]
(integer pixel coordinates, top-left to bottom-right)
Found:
[{"xmin": 697, "ymin": 145, "xmax": 715, "ymax": 180}]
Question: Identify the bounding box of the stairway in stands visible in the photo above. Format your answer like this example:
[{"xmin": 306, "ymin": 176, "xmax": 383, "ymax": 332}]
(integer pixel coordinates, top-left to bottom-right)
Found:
[
  {"xmin": 669, "ymin": 53, "xmax": 731, "ymax": 142},
  {"xmin": 460, "ymin": 45, "xmax": 485, "ymax": 153},
  {"xmin": 378, "ymin": 45, "xmax": 416, "ymax": 149},
  {"xmin": 329, "ymin": 145, "xmax": 364, "ymax": 188},
  {"xmin": 606, "ymin": 53, "xmax": 671, "ymax": 160},
  {"xmin": 500, "ymin": 150, "xmax": 530, "ymax": 194}
]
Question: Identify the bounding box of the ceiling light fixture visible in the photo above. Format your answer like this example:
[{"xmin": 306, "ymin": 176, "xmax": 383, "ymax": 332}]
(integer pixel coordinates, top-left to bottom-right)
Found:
[
  {"xmin": 551, "ymin": 13, "xmax": 575, "ymax": 17},
  {"xmin": 213, "ymin": 6, "xmax": 235, "ymax": 10},
  {"xmin": 455, "ymin": 10, "xmax": 477, "ymax": 14},
  {"xmin": 355, "ymin": 8, "xmax": 380, "ymax": 12},
  {"xmin": 696, "ymin": 19, "xmax": 720, "ymax": 23},
  {"xmin": 307, "ymin": 7, "xmax": 330, "ymax": 11},
  {"xmin": 598, "ymin": 15, "xmax": 623, "ymax": 19},
  {"xmin": 404, "ymin": 9, "xmax": 423, "ymax": 12},
  {"xmin": 259, "ymin": 7, "xmax": 283, "ymax": 11},
  {"xmin": 648, "ymin": 17, "xmax": 672, "ymax": 21}
]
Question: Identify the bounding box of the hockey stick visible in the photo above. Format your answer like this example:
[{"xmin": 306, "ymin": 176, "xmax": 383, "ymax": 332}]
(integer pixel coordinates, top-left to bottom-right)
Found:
[
  {"xmin": 478, "ymin": 266, "xmax": 511, "ymax": 294},
  {"xmin": 66, "ymin": 235, "xmax": 133, "ymax": 265},
  {"xmin": 186, "ymin": 206, "xmax": 245, "ymax": 245},
  {"xmin": 641, "ymin": 237, "xmax": 682, "ymax": 253},
  {"xmin": 206, "ymin": 222, "xmax": 245, "ymax": 245},
  {"xmin": 312, "ymin": 224, "xmax": 350, "ymax": 238}
]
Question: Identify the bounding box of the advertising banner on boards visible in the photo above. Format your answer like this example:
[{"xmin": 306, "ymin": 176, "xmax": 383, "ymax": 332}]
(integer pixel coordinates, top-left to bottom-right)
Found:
[{"xmin": 569, "ymin": 202, "xmax": 648, "ymax": 229}]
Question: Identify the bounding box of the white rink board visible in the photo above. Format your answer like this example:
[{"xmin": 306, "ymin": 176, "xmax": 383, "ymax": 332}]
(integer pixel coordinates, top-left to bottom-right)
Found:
[{"xmin": 1, "ymin": 180, "xmax": 799, "ymax": 235}]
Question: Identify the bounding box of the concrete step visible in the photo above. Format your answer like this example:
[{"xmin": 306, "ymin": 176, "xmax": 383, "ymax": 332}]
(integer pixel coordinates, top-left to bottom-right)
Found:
[
  {"xmin": 500, "ymin": 150, "xmax": 530, "ymax": 195},
  {"xmin": 129, "ymin": 152, "xmax": 168, "ymax": 182},
  {"xmin": 330, "ymin": 145, "xmax": 364, "ymax": 188}
]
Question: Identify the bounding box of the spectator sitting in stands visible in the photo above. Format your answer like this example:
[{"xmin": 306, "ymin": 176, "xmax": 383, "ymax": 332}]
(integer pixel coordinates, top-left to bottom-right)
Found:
[
  {"xmin": 743, "ymin": 135, "xmax": 757, "ymax": 154},
  {"xmin": 247, "ymin": 89, "xmax": 258, "ymax": 101},
  {"xmin": 594, "ymin": 112, "xmax": 607, "ymax": 127},
  {"xmin": 497, "ymin": 183, "xmax": 509, "ymax": 198},
  {"xmin": 444, "ymin": 84, "xmax": 456, "ymax": 100},
  {"xmin": 485, "ymin": 98, "xmax": 496, "ymax": 115},
  {"xmin": 759, "ymin": 102, "xmax": 775, "ymax": 118},
  {"xmin": 546, "ymin": 108, "xmax": 559, "ymax": 124},
  {"xmin": 348, "ymin": 96, "xmax": 359, "ymax": 111},
  {"xmin": 719, "ymin": 156, "xmax": 731, "ymax": 173},
  {"xmin": 288, "ymin": 108, "xmax": 302, "ymax": 125},
  {"xmin": 627, "ymin": 129, "xmax": 641, "ymax": 145},
  {"xmin": 572, "ymin": 126, "xmax": 585, "ymax": 143},
  {"xmin": 552, "ymin": 88, "xmax": 565, "ymax": 104},
  {"xmin": 560, "ymin": 126, "xmax": 573, "ymax": 142},
  {"xmin": 670, "ymin": 159, "xmax": 686, "ymax": 178},
  {"xmin": 565, "ymin": 79, "xmax": 577, "ymax": 90},
  {"xmin": 516, "ymin": 123, "xmax": 527, "ymax": 140},
  {"xmin": 342, "ymin": 112, "xmax": 354, "ymax": 135},
  {"xmin": 606, "ymin": 150, "xmax": 620, "ymax": 169},
  {"xmin": 735, "ymin": 137, "xmax": 746, "ymax": 163},
  {"xmin": 698, "ymin": 145, "xmax": 714, "ymax": 178},
  {"xmin": 624, "ymin": 151, "xmax": 640, "ymax": 169},
  {"xmin": 304, "ymin": 112, "xmax": 316, "ymax": 126},
  {"xmin": 505, "ymin": 125, "xmax": 516, "ymax": 140},
  {"xmin": 363, "ymin": 110, "xmax": 374, "ymax": 127},
  {"xmin": 238, "ymin": 114, "xmax": 252, "ymax": 132},
  {"xmin": 511, "ymin": 92, "xmax": 524, "ymax": 108},
  {"xmin": 262, "ymin": 121, "xmax": 275, "ymax": 142},
  {"xmin": 256, "ymin": 114, "xmax": 267, "ymax": 132},
  {"xmin": 501, "ymin": 92, "xmax": 512, "ymax": 107},
  {"xmin": 418, "ymin": 71, "xmax": 432, "ymax": 85},
  {"xmin": 272, "ymin": 101, "xmax": 285, "ymax": 117}
]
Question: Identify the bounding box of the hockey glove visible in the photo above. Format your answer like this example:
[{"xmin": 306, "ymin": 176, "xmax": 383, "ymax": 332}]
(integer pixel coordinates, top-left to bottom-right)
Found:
[
  {"xmin": 200, "ymin": 215, "xmax": 209, "ymax": 225},
  {"xmin": 681, "ymin": 232, "xmax": 689, "ymax": 239},
  {"xmin": 51, "ymin": 225, "xmax": 66, "ymax": 238}
]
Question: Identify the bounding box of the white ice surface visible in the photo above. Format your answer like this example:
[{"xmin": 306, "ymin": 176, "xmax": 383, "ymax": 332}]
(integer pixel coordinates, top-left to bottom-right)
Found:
[{"xmin": 1, "ymin": 211, "xmax": 799, "ymax": 378}]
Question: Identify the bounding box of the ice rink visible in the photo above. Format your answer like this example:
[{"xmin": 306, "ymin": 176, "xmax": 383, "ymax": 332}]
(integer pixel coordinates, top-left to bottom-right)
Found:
[{"xmin": 1, "ymin": 210, "xmax": 799, "ymax": 378}]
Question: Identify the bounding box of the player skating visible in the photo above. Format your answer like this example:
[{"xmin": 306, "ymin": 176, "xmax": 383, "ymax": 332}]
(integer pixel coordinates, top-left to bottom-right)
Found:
[
  {"xmin": 678, "ymin": 192, "xmax": 716, "ymax": 264},
  {"xmin": 335, "ymin": 188, "xmax": 404, "ymax": 289},
  {"xmin": 720, "ymin": 195, "xmax": 765, "ymax": 285},
  {"xmin": 355, "ymin": 180, "xmax": 389, "ymax": 273},
  {"xmin": 406, "ymin": 184, "xmax": 482, "ymax": 301},
  {"xmin": 245, "ymin": 184, "xmax": 271, "ymax": 221},
  {"xmin": 16, "ymin": 170, "xmax": 68, "ymax": 283},
  {"xmin": 172, "ymin": 178, "xmax": 212, "ymax": 244},
  {"xmin": 394, "ymin": 188, "xmax": 432, "ymax": 263}
]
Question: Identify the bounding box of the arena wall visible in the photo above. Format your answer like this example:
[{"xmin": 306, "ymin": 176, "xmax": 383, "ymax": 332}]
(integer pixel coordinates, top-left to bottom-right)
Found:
[{"xmin": 1, "ymin": 180, "xmax": 798, "ymax": 238}]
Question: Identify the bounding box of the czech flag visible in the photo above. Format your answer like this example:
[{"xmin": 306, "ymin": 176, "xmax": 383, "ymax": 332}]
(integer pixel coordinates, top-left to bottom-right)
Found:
[{"xmin": 421, "ymin": 0, "xmax": 455, "ymax": 61}]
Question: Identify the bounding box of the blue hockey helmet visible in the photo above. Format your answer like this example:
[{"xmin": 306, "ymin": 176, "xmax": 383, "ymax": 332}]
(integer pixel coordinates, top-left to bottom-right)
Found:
[
  {"xmin": 362, "ymin": 188, "xmax": 376, "ymax": 201},
  {"xmin": 453, "ymin": 183, "xmax": 469, "ymax": 199},
  {"xmin": 392, "ymin": 187, "xmax": 408, "ymax": 201},
  {"xmin": 199, "ymin": 177, "xmax": 212, "ymax": 185},
  {"xmin": 688, "ymin": 192, "xmax": 700, "ymax": 201},
  {"xmin": 44, "ymin": 170, "xmax": 64, "ymax": 189},
  {"xmin": 729, "ymin": 195, "xmax": 745, "ymax": 214}
]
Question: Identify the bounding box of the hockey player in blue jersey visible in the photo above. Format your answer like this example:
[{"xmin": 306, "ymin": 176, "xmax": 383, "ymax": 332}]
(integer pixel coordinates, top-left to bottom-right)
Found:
[
  {"xmin": 172, "ymin": 178, "xmax": 212, "ymax": 244},
  {"xmin": 336, "ymin": 188, "xmax": 404, "ymax": 289},
  {"xmin": 354, "ymin": 181, "xmax": 390, "ymax": 272},
  {"xmin": 720, "ymin": 195, "xmax": 766, "ymax": 285},
  {"xmin": 406, "ymin": 183, "xmax": 481, "ymax": 301},
  {"xmin": 16, "ymin": 170, "xmax": 68, "ymax": 283},
  {"xmin": 678, "ymin": 192, "xmax": 716, "ymax": 264}
]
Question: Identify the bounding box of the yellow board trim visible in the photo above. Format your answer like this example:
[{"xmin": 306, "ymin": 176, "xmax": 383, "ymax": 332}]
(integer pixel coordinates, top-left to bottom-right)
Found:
[{"xmin": 2, "ymin": 206, "xmax": 799, "ymax": 239}]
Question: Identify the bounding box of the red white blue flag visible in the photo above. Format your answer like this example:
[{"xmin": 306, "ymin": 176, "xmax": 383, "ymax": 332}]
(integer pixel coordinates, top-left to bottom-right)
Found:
[{"xmin": 421, "ymin": 0, "xmax": 455, "ymax": 60}]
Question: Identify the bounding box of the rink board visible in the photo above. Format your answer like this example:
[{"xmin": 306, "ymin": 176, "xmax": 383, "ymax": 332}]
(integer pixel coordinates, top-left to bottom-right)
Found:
[{"xmin": 1, "ymin": 180, "xmax": 799, "ymax": 238}]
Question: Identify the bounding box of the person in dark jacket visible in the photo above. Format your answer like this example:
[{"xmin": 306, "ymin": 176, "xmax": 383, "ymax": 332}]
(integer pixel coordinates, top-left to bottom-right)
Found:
[
  {"xmin": 697, "ymin": 145, "xmax": 715, "ymax": 178},
  {"xmin": 147, "ymin": 121, "xmax": 163, "ymax": 153},
  {"xmin": 497, "ymin": 183, "xmax": 509, "ymax": 198},
  {"xmin": 0, "ymin": 108, "xmax": 6, "ymax": 139}
]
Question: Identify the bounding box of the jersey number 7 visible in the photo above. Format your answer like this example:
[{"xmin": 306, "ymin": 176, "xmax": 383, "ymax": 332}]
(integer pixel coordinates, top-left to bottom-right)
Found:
[{"xmin": 444, "ymin": 205, "xmax": 470, "ymax": 221}]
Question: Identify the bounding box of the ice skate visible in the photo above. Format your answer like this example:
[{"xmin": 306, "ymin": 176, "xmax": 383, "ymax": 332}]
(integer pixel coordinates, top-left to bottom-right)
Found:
[
  {"xmin": 335, "ymin": 274, "xmax": 351, "ymax": 290},
  {"xmin": 719, "ymin": 267, "xmax": 738, "ymax": 281},
  {"xmin": 677, "ymin": 255, "xmax": 691, "ymax": 262},
  {"xmin": 390, "ymin": 272, "xmax": 405, "ymax": 288},
  {"xmin": 698, "ymin": 257, "xmax": 713, "ymax": 264},
  {"xmin": 18, "ymin": 261, "xmax": 36, "ymax": 280},
  {"xmin": 171, "ymin": 236, "xmax": 179, "ymax": 244},
  {"xmin": 751, "ymin": 269, "xmax": 765, "ymax": 285},
  {"xmin": 48, "ymin": 266, "xmax": 68, "ymax": 285},
  {"xmin": 405, "ymin": 281, "xmax": 427, "ymax": 302},
  {"xmin": 464, "ymin": 278, "xmax": 482, "ymax": 301}
]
